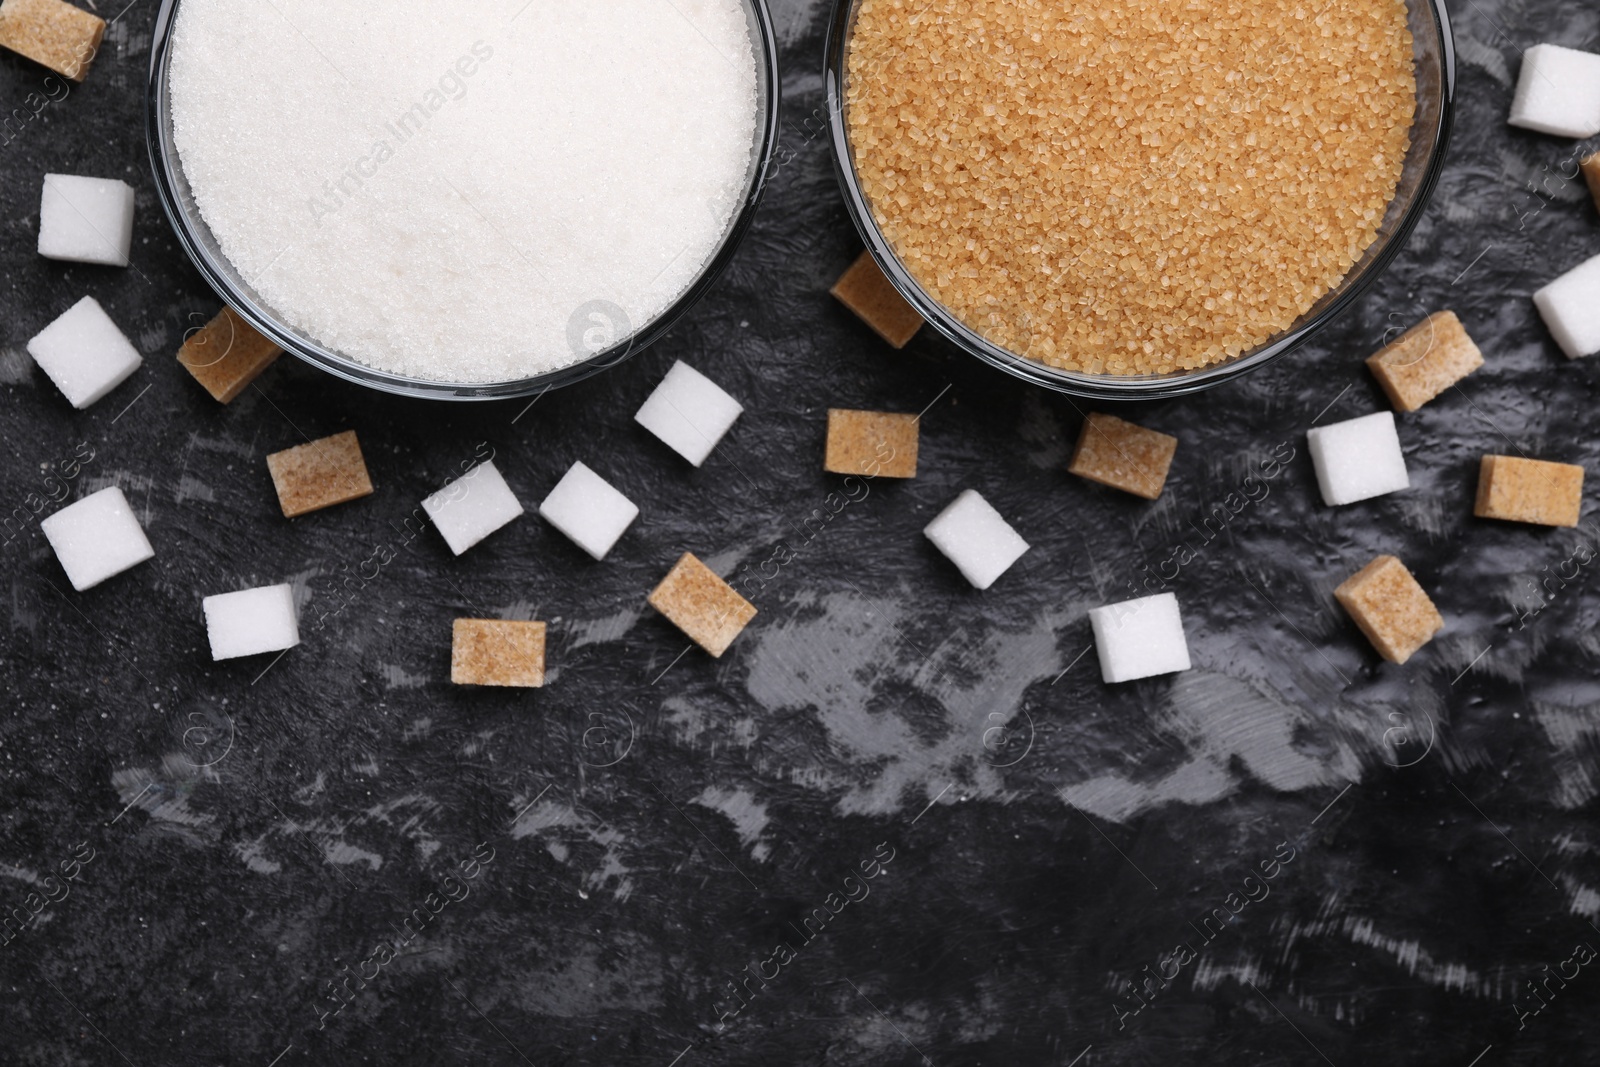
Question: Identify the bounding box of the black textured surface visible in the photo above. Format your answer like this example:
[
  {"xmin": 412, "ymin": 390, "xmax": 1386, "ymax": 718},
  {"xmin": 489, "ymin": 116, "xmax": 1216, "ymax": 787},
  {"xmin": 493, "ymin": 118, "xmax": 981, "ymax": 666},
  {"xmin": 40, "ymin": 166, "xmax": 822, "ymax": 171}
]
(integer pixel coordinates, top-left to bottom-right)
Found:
[{"xmin": 3, "ymin": 1, "xmax": 1600, "ymax": 1065}]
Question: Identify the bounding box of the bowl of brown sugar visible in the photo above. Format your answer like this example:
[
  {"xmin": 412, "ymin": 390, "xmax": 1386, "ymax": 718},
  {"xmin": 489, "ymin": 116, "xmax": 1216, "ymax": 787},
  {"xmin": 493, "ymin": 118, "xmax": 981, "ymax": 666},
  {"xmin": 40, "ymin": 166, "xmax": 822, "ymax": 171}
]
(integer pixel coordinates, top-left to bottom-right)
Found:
[{"xmin": 825, "ymin": 0, "xmax": 1455, "ymax": 399}]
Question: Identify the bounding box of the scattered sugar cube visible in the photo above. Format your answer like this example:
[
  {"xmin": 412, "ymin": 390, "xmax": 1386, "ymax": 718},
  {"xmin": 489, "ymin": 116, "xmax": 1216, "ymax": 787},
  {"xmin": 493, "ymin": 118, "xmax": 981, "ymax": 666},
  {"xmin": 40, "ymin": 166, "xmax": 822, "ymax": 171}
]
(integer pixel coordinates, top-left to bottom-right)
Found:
[
  {"xmin": 1088, "ymin": 592, "xmax": 1192, "ymax": 684},
  {"xmin": 177, "ymin": 305, "xmax": 283, "ymax": 402},
  {"xmin": 1508, "ymin": 44, "xmax": 1600, "ymax": 139},
  {"xmin": 538, "ymin": 461, "xmax": 639, "ymax": 560},
  {"xmin": 824, "ymin": 409, "xmax": 919, "ymax": 478},
  {"xmin": 26, "ymin": 295, "xmax": 141, "ymax": 409},
  {"xmin": 1306, "ymin": 411, "xmax": 1409, "ymax": 506},
  {"xmin": 37, "ymin": 174, "xmax": 133, "ymax": 266},
  {"xmin": 634, "ymin": 360, "xmax": 743, "ymax": 467},
  {"xmin": 202, "ymin": 584, "xmax": 299, "ymax": 661},
  {"xmin": 1334, "ymin": 555, "xmax": 1443, "ymax": 665},
  {"xmin": 40, "ymin": 486, "xmax": 153, "ymax": 591},
  {"xmin": 0, "ymin": 0, "xmax": 104, "ymax": 82},
  {"xmin": 266, "ymin": 430, "xmax": 374, "ymax": 518},
  {"xmin": 830, "ymin": 250, "xmax": 924, "ymax": 349},
  {"xmin": 1475, "ymin": 454, "xmax": 1585, "ymax": 527},
  {"xmin": 1365, "ymin": 310, "xmax": 1483, "ymax": 412},
  {"xmin": 451, "ymin": 619, "xmax": 546, "ymax": 687},
  {"xmin": 1068, "ymin": 412, "xmax": 1177, "ymax": 500},
  {"xmin": 422, "ymin": 459, "xmax": 524, "ymax": 555},
  {"xmin": 1533, "ymin": 253, "xmax": 1600, "ymax": 359},
  {"xmin": 923, "ymin": 489, "xmax": 1029, "ymax": 590},
  {"xmin": 1586, "ymin": 152, "xmax": 1600, "ymax": 213},
  {"xmin": 647, "ymin": 552, "xmax": 756, "ymax": 657}
]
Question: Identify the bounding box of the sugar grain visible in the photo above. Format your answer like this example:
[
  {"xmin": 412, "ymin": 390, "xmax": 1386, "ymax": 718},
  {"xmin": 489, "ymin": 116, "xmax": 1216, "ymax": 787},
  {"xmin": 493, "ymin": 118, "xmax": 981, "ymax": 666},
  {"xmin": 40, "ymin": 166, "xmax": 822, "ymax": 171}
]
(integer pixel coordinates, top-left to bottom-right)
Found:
[
  {"xmin": 168, "ymin": 0, "xmax": 760, "ymax": 382},
  {"xmin": 846, "ymin": 0, "xmax": 1416, "ymax": 374}
]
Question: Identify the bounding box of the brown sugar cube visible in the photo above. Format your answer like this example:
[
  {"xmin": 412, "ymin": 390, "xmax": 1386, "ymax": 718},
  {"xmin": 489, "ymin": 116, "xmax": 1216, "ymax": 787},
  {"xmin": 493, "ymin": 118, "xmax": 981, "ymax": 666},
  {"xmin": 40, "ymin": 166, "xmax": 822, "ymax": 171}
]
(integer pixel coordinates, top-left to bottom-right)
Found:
[
  {"xmin": 824, "ymin": 409, "xmax": 918, "ymax": 478},
  {"xmin": 451, "ymin": 619, "xmax": 546, "ymax": 687},
  {"xmin": 1585, "ymin": 152, "xmax": 1600, "ymax": 214},
  {"xmin": 177, "ymin": 306, "xmax": 283, "ymax": 403},
  {"xmin": 830, "ymin": 250, "xmax": 924, "ymax": 349},
  {"xmin": 1365, "ymin": 310, "xmax": 1484, "ymax": 412},
  {"xmin": 647, "ymin": 552, "xmax": 756, "ymax": 657},
  {"xmin": 0, "ymin": 0, "xmax": 104, "ymax": 82},
  {"xmin": 1335, "ymin": 555, "xmax": 1444, "ymax": 665},
  {"xmin": 266, "ymin": 430, "xmax": 375, "ymax": 518},
  {"xmin": 1067, "ymin": 412, "xmax": 1177, "ymax": 500},
  {"xmin": 1474, "ymin": 455, "xmax": 1584, "ymax": 527}
]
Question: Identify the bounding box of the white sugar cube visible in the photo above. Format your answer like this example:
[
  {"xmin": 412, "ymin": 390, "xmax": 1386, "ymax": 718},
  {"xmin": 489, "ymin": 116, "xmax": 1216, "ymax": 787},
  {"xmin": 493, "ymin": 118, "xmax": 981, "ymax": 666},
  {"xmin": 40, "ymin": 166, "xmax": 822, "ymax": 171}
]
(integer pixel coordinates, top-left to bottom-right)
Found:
[
  {"xmin": 38, "ymin": 174, "xmax": 136, "ymax": 267},
  {"xmin": 634, "ymin": 360, "xmax": 743, "ymax": 466},
  {"xmin": 538, "ymin": 461, "xmax": 639, "ymax": 560},
  {"xmin": 1089, "ymin": 593, "xmax": 1191, "ymax": 684},
  {"xmin": 1534, "ymin": 252, "xmax": 1600, "ymax": 359},
  {"xmin": 27, "ymin": 296, "xmax": 142, "ymax": 409},
  {"xmin": 422, "ymin": 459, "xmax": 524, "ymax": 555},
  {"xmin": 1306, "ymin": 411, "xmax": 1410, "ymax": 506},
  {"xmin": 203, "ymin": 584, "xmax": 299, "ymax": 660},
  {"xmin": 40, "ymin": 487, "xmax": 154, "ymax": 591},
  {"xmin": 1508, "ymin": 44, "xmax": 1600, "ymax": 139},
  {"xmin": 923, "ymin": 489, "xmax": 1029, "ymax": 590}
]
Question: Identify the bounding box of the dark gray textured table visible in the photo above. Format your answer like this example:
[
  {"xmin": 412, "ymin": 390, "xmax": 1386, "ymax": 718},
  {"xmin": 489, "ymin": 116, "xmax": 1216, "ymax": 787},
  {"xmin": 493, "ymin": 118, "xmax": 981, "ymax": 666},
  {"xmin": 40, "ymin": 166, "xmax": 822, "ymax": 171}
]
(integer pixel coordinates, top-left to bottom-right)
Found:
[{"xmin": 3, "ymin": 1, "xmax": 1599, "ymax": 1064}]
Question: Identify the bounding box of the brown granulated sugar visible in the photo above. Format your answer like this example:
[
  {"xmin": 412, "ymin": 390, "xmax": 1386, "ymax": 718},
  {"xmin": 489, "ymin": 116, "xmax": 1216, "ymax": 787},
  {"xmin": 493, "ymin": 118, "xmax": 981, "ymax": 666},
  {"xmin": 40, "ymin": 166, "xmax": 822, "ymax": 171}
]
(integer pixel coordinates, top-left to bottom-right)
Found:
[{"xmin": 845, "ymin": 0, "xmax": 1417, "ymax": 375}]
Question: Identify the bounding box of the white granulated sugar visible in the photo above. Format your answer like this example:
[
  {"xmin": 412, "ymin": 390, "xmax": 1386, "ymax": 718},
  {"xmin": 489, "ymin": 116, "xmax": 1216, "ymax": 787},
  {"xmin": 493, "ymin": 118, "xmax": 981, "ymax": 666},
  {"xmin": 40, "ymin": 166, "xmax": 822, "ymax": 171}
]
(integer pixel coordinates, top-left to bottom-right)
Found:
[{"xmin": 167, "ymin": 0, "xmax": 760, "ymax": 383}]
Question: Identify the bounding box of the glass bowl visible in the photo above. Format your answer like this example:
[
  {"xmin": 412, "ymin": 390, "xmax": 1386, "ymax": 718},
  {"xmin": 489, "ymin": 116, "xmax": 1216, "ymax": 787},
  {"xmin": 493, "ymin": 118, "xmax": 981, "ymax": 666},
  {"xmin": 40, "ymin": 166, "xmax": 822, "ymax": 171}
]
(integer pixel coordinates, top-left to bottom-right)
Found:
[
  {"xmin": 825, "ymin": 0, "xmax": 1456, "ymax": 401},
  {"xmin": 147, "ymin": 0, "xmax": 781, "ymax": 401}
]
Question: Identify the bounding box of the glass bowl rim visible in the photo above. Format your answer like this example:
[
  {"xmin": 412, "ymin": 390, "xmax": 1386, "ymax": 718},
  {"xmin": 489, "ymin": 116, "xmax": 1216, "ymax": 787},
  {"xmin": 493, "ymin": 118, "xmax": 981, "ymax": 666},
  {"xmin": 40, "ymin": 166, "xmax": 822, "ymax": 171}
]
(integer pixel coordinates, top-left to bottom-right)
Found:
[
  {"xmin": 824, "ymin": 0, "xmax": 1458, "ymax": 401},
  {"xmin": 146, "ymin": 0, "xmax": 784, "ymax": 402}
]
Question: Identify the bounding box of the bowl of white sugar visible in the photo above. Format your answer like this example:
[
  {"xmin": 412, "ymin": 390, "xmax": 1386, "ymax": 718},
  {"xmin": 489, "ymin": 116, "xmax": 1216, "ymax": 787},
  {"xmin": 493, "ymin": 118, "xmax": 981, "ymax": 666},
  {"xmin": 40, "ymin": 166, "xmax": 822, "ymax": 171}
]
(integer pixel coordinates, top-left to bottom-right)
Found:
[{"xmin": 147, "ymin": 0, "xmax": 779, "ymax": 399}]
